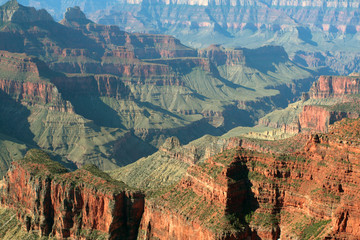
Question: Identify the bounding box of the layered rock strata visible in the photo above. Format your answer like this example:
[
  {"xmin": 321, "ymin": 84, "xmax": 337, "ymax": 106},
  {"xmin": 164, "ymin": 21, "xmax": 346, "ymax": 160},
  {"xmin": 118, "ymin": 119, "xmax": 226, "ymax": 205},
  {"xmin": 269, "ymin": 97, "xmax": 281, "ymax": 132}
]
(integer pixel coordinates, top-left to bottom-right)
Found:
[
  {"xmin": 138, "ymin": 118, "xmax": 360, "ymax": 239},
  {"xmin": 260, "ymin": 75, "xmax": 360, "ymax": 134},
  {"xmin": 0, "ymin": 149, "xmax": 144, "ymax": 239}
]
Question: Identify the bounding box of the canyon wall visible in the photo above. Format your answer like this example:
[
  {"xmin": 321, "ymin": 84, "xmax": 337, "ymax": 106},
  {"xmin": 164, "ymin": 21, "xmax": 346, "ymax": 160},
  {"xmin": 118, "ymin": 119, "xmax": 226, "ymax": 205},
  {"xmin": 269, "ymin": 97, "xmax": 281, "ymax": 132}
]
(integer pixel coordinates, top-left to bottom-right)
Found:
[
  {"xmin": 0, "ymin": 149, "xmax": 144, "ymax": 239},
  {"xmin": 138, "ymin": 148, "xmax": 254, "ymax": 240},
  {"xmin": 137, "ymin": 119, "xmax": 360, "ymax": 239},
  {"xmin": 260, "ymin": 75, "xmax": 360, "ymax": 134},
  {"xmin": 298, "ymin": 76, "xmax": 360, "ymax": 132},
  {"xmin": 2, "ymin": 120, "xmax": 360, "ymax": 239},
  {"xmin": 310, "ymin": 75, "xmax": 360, "ymax": 99}
]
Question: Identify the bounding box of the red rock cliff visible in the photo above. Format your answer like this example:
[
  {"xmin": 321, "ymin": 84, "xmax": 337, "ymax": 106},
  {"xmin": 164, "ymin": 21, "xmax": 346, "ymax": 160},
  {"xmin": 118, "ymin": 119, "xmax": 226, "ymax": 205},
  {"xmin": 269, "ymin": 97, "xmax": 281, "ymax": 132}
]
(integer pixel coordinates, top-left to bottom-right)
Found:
[
  {"xmin": 137, "ymin": 119, "xmax": 360, "ymax": 239},
  {"xmin": 309, "ymin": 75, "xmax": 360, "ymax": 99},
  {"xmin": 262, "ymin": 75, "xmax": 360, "ymax": 134},
  {"xmin": 138, "ymin": 148, "xmax": 256, "ymax": 240},
  {"xmin": 0, "ymin": 149, "xmax": 144, "ymax": 240},
  {"xmin": 0, "ymin": 51, "xmax": 73, "ymax": 112}
]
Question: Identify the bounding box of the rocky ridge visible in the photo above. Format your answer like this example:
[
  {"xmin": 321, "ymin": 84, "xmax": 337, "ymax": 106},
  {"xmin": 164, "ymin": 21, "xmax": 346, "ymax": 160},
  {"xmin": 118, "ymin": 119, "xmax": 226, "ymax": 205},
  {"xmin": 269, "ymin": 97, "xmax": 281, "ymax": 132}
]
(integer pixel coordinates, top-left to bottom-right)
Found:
[
  {"xmin": 2, "ymin": 1, "xmax": 360, "ymax": 75},
  {"xmin": 86, "ymin": 0, "xmax": 360, "ymax": 75}
]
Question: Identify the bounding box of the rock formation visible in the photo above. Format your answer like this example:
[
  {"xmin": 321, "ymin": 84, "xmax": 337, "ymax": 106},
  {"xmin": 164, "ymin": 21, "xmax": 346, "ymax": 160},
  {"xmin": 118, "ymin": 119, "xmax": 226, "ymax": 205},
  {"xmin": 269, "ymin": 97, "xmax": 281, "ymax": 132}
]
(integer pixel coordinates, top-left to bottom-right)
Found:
[
  {"xmin": 0, "ymin": 149, "xmax": 144, "ymax": 239},
  {"xmin": 137, "ymin": 118, "xmax": 360, "ymax": 239},
  {"xmin": 260, "ymin": 74, "xmax": 360, "ymax": 134},
  {"xmin": 310, "ymin": 75, "xmax": 360, "ymax": 99},
  {"xmin": 0, "ymin": 0, "xmax": 53, "ymax": 23}
]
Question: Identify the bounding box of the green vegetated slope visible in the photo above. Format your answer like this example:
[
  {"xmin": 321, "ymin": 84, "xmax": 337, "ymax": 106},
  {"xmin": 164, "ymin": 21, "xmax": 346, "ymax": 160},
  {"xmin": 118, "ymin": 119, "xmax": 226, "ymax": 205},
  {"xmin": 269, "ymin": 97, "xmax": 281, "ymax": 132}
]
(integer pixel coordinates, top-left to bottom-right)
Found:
[
  {"xmin": 110, "ymin": 74, "xmax": 360, "ymax": 192},
  {"xmin": 109, "ymin": 135, "xmax": 221, "ymax": 190},
  {"xmin": 0, "ymin": 133, "xmax": 28, "ymax": 177},
  {"xmin": 27, "ymin": 107, "xmax": 128, "ymax": 169},
  {"xmin": 0, "ymin": 207, "xmax": 52, "ymax": 240}
]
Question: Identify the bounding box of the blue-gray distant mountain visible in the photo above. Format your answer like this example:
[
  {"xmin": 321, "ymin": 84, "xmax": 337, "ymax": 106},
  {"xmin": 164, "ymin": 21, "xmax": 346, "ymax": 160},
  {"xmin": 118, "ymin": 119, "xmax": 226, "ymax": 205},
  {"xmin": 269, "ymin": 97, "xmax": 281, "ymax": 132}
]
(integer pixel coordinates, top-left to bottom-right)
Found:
[
  {"xmin": 3, "ymin": 0, "xmax": 360, "ymax": 74},
  {"xmin": 0, "ymin": 0, "xmax": 119, "ymax": 19}
]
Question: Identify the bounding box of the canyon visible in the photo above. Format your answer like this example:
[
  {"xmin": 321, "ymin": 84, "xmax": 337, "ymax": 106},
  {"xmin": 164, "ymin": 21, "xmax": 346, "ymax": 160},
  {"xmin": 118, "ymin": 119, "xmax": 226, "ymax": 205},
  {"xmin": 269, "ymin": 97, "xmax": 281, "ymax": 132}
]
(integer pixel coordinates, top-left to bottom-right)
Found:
[
  {"xmin": 113, "ymin": 118, "xmax": 360, "ymax": 240},
  {"xmin": 0, "ymin": 1, "xmax": 315, "ymax": 176},
  {"xmin": 1, "ymin": 0, "xmax": 360, "ymax": 239},
  {"xmin": 2, "ymin": 118, "xmax": 360, "ymax": 239},
  {"xmin": 2, "ymin": 0, "xmax": 360, "ymax": 75}
]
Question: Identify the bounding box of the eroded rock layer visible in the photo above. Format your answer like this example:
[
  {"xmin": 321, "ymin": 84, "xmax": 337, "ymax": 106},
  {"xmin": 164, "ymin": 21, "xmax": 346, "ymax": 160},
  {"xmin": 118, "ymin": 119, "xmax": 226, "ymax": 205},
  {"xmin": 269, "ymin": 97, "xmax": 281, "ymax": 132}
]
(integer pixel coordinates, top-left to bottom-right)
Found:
[
  {"xmin": 137, "ymin": 118, "xmax": 360, "ymax": 239},
  {"xmin": 260, "ymin": 74, "xmax": 360, "ymax": 134},
  {"xmin": 0, "ymin": 149, "xmax": 144, "ymax": 239}
]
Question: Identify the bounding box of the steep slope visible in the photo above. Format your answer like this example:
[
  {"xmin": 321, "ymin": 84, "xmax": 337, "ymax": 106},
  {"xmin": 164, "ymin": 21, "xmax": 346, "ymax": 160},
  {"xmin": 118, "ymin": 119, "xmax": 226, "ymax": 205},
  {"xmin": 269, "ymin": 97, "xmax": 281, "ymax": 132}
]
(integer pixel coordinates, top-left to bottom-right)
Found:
[
  {"xmin": 0, "ymin": 133, "xmax": 27, "ymax": 178},
  {"xmin": 0, "ymin": 149, "xmax": 144, "ymax": 239},
  {"xmin": 0, "ymin": 50, "xmax": 156, "ymax": 172}
]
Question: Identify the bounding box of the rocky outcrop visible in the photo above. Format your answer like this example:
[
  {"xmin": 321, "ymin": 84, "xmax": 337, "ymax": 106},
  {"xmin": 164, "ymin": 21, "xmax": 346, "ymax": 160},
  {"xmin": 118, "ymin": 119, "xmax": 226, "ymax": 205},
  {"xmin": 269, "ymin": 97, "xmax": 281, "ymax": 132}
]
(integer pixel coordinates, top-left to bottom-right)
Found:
[
  {"xmin": 0, "ymin": 51, "xmax": 73, "ymax": 111},
  {"xmin": 138, "ymin": 118, "xmax": 360, "ymax": 239},
  {"xmin": 198, "ymin": 45, "xmax": 288, "ymax": 68},
  {"xmin": 296, "ymin": 75, "xmax": 360, "ymax": 132},
  {"xmin": 198, "ymin": 44, "xmax": 246, "ymax": 66},
  {"xmin": 60, "ymin": 6, "xmax": 92, "ymax": 27},
  {"xmin": 260, "ymin": 75, "xmax": 360, "ymax": 134},
  {"xmin": 0, "ymin": 0, "xmax": 53, "ymax": 23},
  {"xmin": 298, "ymin": 105, "xmax": 359, "ymax": 132},
  {"xmin": 0, "ymin": 51, "xmax": 44, "ymax": 75},
  {"xmin": 139, "ymin": 147, "xmax": 253, "ymax": 239},
  {"xmin": 0, "ymin": 79, "xmax": 74, "ymax": 112},
  {"xmin": 130, "ymin": 33, "xmax": 198, "ymax": 59},
  {"xmin": 51, "ymin": 74, "xmax": 132, "ymax": 99},
  {"xmin": 309, "ymin": 75, "xmax": 360, "ymax": 99},
  {"xmin": 0, "ymin": 149, "xmax": 144, "ymax": 239}
]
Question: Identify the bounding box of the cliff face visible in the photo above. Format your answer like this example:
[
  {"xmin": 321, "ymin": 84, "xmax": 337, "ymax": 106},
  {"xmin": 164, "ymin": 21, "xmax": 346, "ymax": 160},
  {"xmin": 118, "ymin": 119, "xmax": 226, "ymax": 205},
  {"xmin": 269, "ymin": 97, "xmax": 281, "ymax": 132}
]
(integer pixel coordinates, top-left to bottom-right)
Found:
[
  {"xmin": 198, "ymin": 44, "xmax": 246, "ymax": 66},
  {"xmin": 0, "ymin": 149, "xmax": 144, "ymax": 239},
  {"xmin": 298, "ymin": 76, "xmax": 360, "ymax": 132},
  {"xmin": 0, "ymin": 51, "xmax": 74, "ymax": 111},
  {"xmin": 260, "ymin": 74, "xmax": 360, "ymax": 134},
  {"xmin": 51, "ymin": 74, "xmax": 132, "ymax": 99},
  {"xmin": 137, "ymin": 118, "xmax": 360, "ymax": 240},
  {"xmin": 310, "ymin": 75, "xmax": 360, "ymax": 99},
  {"xmin": 139, "ymin": 148, "xmax": 253, "ymax": 240}
]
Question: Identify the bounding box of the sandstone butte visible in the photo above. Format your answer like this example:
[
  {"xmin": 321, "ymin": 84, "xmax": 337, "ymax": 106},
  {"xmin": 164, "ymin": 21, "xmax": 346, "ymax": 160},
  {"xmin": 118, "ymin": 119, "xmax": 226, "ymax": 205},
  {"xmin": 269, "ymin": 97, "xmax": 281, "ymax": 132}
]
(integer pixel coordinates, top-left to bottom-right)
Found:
[{"xmin": 1, "ymin": 118, "xmax": 360, "ymax": 239}]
